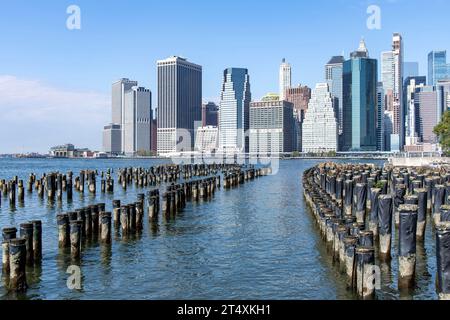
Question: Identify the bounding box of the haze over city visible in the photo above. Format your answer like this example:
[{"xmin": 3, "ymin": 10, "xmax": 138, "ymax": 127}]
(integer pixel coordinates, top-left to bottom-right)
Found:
[{"xmin": 0, "ymin": 0, "xmax": 449, "ymax": 153}]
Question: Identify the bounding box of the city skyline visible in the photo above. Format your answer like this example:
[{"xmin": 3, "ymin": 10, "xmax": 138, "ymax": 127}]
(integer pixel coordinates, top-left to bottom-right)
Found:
[{"xmin": 1, "ymin": 0, "xmax": 450, "ymax": 153}]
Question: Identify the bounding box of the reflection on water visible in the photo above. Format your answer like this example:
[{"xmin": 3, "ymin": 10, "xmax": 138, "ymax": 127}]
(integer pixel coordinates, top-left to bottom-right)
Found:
[{"xmin": 0, "ymin": 158, "xmax": 438, "ymax": 299}]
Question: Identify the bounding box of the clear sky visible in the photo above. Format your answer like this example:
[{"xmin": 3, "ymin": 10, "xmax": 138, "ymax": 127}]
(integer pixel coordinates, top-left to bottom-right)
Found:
[{"xmin": 0, "ymin": 0, "xmax": 449, "ymax": 153}]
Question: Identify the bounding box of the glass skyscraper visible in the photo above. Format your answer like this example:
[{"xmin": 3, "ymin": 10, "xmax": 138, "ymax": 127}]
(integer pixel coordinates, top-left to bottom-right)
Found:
[
  {"xmin": 219, "ymin": 68, "xmax": 251, "ymax": 154},
  {"xmin": 428, "ymin": 51, "xmax": 448, "ymax": 86},
  {"xmin": 342, "ymin": 40, "xmax": 378, "ymax": 151},
  {"xmin": 325, "ymin": 56, "xmax": 344, "ymax": 137}
]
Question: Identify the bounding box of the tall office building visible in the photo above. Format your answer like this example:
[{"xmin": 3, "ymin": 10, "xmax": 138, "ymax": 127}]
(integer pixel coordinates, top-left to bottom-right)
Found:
[
  {"xmin": 376, "ymin": 82, "xmax": 385, "ymax": 151},
  {"xmin": 428, "ymin": 51, "xmax": 449, "ymax": 86},
  {"xmin": 250, "ymin": 100, "xmax": 295, "ymax": 155},
  {"xmin": 342, "ymin": 39, "xmax": 378, "ymax": 152},
  {"xmin": 381, "ymin": 51, "xmax": 394, "ymax": 93},
  {"xmin": 384, "ymin": 111, "xmax": 394, "ymax": 151},
  {"xmin": 112, "ymin": 78, "xmax": 139, "ymax": 125},
  {"xmin": 437, "ymin": 80, "xmax": 450, "ymax": 117},
  {"xmin": 157, "ymin": 56, "xmax": 202, "ymax": 155},
  {"xmin": 403, "ymin": 76, "xmax": 426, "ymax": 146},
  {"xmin": 325, "ymin": 56, "xmax": 345, "ymax": 135},
  {"xmin": 285, "ymin": 85, "xmax": 311, "ymax": 119},
  {"xmin": 123, "ymin": 87, "xmax": 152, "ymax": 155},
  {"xmin": 219, "ymin": 68, "xmax": 251, "ymax": 154},
  {"xmin": 105, "ymin": 78, "xmax": 139, "ymax": 154},
  {"xmin": 102, "ymin": 124, "xmax": 122, "ymax": 155},
  {"xmin": 302, "ymin": 83, "xmax": 337, "ymax": 153},
  {"xmin": 279, "ymin": 59, "xmax": 292, "ymax": 100},
  {"xmin": 392, "ymin": 33, "xmax": 404, "ymax": 149},
  {"xmin": 403, "ymin": 62, "xmax": 419, "ymax": 79},
  {"xmin": 202, "ymin": 102, "xmax": 219, "ymax": 127},
  {"xmin": 415, "ymin": 86, "xmax": 439, "ymax": 144},
  {"xmin": 381, "ymin": 34, "xmax": 404, "ymax": 150}
]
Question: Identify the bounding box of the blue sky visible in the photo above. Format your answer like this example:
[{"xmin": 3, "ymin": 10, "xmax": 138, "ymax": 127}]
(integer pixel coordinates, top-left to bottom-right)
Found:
[{"xmin": 0, "ymin": 0, "xmax": 449, "ymax": 153}]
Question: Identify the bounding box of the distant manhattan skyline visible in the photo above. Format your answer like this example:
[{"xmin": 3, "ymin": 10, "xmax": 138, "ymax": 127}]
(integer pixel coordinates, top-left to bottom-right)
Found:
[{"xmin": 0, "ymin": 0, "xmax": 449, "ymax": 153}]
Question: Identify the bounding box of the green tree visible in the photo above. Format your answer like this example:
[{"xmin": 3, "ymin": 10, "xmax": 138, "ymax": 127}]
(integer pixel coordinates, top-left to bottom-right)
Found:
[{"xmin": 434, "ymin": 110, "xmax": 450, "ymax": 156}]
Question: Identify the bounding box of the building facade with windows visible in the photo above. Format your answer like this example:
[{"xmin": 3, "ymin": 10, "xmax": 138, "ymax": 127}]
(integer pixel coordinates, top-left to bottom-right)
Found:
[
  {"xmin": 157, "ymin": 56, "xmax": 202, "ymax": 155},
  {"xmin": 302, "ymin": 83, "xmax": 337, "ymax": 153},
  {"xmin": 219, "ymin": 68, "xmax": 251, "ymax": 154},
  {"xmin": 249, "ymin": 100, "xmax": 295, "ymax": 155}
]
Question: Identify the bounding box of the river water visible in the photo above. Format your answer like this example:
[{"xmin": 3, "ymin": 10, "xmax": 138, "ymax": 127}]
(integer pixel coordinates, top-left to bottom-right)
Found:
[{"xmin": 0, "ymin": 158, "xmax": 438, "ymax": 300}]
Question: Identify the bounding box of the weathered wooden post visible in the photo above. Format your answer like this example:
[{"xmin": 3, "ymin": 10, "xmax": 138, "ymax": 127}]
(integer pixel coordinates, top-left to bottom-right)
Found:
[
  {"xmin": 129, "ymin": 203, "xmax": 136, "ymax": 231},
  {"xmin": 398, "ymin": 204, "xmax": 418, "ymax": 287},
  {"xmin": 8, "ymin": 238, "xmax": 28, "ymax": 292},
  {"xmin": 20, "ymin": 223, "xmax": 34, "ymax": 266},
  {"xmin": 91, "ymin": 205, "xmax": 99, "ymax": 236},
  {"xmin": 354, "ymin": 183, "xmax": 367, "ymax": 224},
  {"xmin": 100, "ymin": 212, "xmax": 112, "ymax": 244},
  {"xmin": 434, "ymin": 185, "xmax": 446, "ymax": 225},
  {"xmin": 415, "ymin": 188, "xmax": 428, "ymax": 239},
  {"xmin": 343, "ymin": 236, "xmax": 358, "ymax": 284},
  {"xmin": 83, "ymin": 207, "xmax": 92, "ymax": 239},
  {"xmin": 378, "ymin": 195, "xmax": 393, "ymax": 259},
  {"xmin": 70, "ymin": 220, "xmax": 82, "ymax": 260},
  {"xmin": 344, "ymin": 180, "xmax": 353, "ymax": 216},
  {"xmin": 394, "ymin": 184, "xmax": 406, "ymax": 227},
  {"xmin": 355, "ymin": 247, "xmax": 376, "ymax": 299},
  {"xmin": 57, "ymin": 214, "xmax": 70, "ymax": 248},
  {"xmin": 2, "ymin": 227, "xmax": 17, "ymax": 273},
  {"xmin": 113, "ymin": 200, "xmax": 121, "ymax": 229},
  {"xmin": 436, "ymin": 222, "xmax": 450, "ymax": 300},
  {"xmin": 120, "ymin": 205, "xmax": 129, "ymax": 235},
  {"xmin": 17, "ymin": 180, "xmax": 24, "ymax": 203},
  {"xmin": 369, "ymin": 188, "xmax": 381, "ymax": 237},
  {"xmin": 31, "ymin": 220, "xmax": 42, "ymax": 262}
]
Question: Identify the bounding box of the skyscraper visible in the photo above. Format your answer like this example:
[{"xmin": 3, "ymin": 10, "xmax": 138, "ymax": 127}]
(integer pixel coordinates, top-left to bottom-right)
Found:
[
  {"xmin": 157, "ymin": 56, "xmax": 202, "ymax": 155},
  {"xmin": 428, "ymin": 51, "xmax": 448, "ymax": 86},
  {"xmin": 437, "ymin": 80, "xmax": 450, "ymax": 116},
  {"xmin": 392, "ymin": 33, "xmax": 404, "ymax": 149},
  {"xmin": 342, "ymin": 39, "xmax": 378, "ymax": 152},
  {"xmin": 403, "ymin": 76, "xmax": 426, "ymax": 146},
  {"xmin": 108, "ymin": 78, "xmax": 138, "ymax": 154},
  {"xmin": 279, "ymin": 59, "xmax": 292, "ymax": 100},
  {"xmin": 285, "ymin": 85, "xmax": 311, "ymax": 119},
  {"xmin": 112, "ymin": 78, "xmax": 138, "ymax": 126},
  {"xmin": 102, "ymin": 124, "xmax": 121, "ymax": 155},
  {"xmin": 302, "ymin": 83, "xmax": 337, "ymax": 153},
  {"xmin": 376, "ymin": 82, "xmax": 385, "ymax": 151},
  {"xmin": 123, "ymin": 86, "xmax": 152, "ymax": 155},
  {"xmin": 325, "ymin": 56, "xmax": 345, "ymax": 135},
  {"xmin": 415, "ymin": 86, "xmax": 439, "ymax": 144},
  {"xmin": 249, "ymin": 100, "xmax": 295, "ymax": 155},
  {"xmin": 219, "ymin": 68, "xmax": 251, "ymax": 154},
  {"xmin": 381, "ymin": 51, "xmax": 394, "ymax": 93}
]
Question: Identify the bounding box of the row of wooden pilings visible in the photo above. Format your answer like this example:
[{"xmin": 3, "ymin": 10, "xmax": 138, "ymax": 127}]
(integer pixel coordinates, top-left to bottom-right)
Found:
[
  {"xmin": 2, "ymin": 221, "xmax": 42, "ymax": 292},
  {"xmin": 303, "ymin": 162, "xmax": 450, "ymax": 300},
  {"xmin": 0, "ymin": 163, "xmax": 270, "ymax": 294},
  {"xmin": 0, "ymin": 164, "xmax": 237, "ymax": 207},
  {"xmin": 223, "ymin": 167, "xmax": 272, "ymax": 189}
]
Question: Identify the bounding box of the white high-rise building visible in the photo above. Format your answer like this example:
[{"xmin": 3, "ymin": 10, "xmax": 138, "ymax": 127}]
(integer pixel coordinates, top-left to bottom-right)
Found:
[
  {"xmin": 404, "ymin": 77, "xmax": 426, "ymax": 146},
  {"xmin": 392, "ymin": 33, "xmax": 404, "ymax": 148},
  {"xmin": 123, "ymin": 87, "xmax": 152, "ymax": 155},
  {"xmin": 302, "ymin": 83, "xmax": 337, "ymax": 153},
  {"xmin": 279, "ymin": 58, "xmax": 292, "ymax": 100}
]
